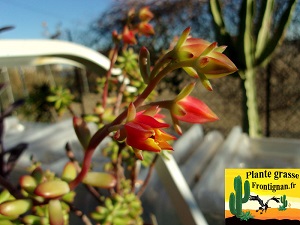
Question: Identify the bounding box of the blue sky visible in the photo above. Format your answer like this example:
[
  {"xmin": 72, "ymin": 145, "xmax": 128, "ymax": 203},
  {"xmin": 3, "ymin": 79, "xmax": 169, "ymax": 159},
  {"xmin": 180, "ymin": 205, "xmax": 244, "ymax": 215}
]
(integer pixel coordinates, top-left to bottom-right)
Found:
[{"xmin": 0, "ymin": 0, "xmax": 113, "ymax": 39}]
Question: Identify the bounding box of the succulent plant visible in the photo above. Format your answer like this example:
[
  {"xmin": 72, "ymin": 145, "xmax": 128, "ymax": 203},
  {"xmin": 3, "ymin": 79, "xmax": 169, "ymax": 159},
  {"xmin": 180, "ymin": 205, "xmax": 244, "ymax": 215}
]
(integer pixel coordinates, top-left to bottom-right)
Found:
[{"xmin": 91, "ymin": 179, "xmax": 143, "ymax": 225}]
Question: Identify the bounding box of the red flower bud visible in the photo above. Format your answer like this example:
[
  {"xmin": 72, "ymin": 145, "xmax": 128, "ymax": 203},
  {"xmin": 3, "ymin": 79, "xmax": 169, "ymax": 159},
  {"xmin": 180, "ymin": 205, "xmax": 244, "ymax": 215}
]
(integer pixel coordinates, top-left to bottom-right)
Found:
[
  {"xmin": 122, "ymin": 26, "xmax": 137, "ymax": 45},
  {"xmin": 138, "ymin": 22, "xmax": 155, "ymax": 36}
]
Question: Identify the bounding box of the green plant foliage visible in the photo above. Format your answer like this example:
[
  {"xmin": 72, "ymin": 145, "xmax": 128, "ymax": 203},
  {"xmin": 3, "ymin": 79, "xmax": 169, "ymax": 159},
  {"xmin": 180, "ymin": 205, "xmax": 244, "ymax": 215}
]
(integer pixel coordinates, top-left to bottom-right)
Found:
[
  {"xmin": 229, "ymin": 175, "xmax": 250, "ymax": 218},
  {"xmin": 102, "ymin": 141, "xmax": 155, "ymax": 172},
  {"xmin": 91, "ymin": 179, "xmax": 143, "ymax": 225},
  {"xmin": 117, "ymin": 48, "xmax": 139, "ymax": 75},
  {"xmin": 20, "ymin": 82, "xmax": 53, "ymax": 122},
  {"xmin": 238, "ymin": 210, "xmax": 254, "ymax": 221},
  {"xmin": 210, "ymin": 0, "xmax": 298, "ymax": 137},
  {"xmin": 47, "ymin": 86, "xmax": 74, "ymax": 116}
]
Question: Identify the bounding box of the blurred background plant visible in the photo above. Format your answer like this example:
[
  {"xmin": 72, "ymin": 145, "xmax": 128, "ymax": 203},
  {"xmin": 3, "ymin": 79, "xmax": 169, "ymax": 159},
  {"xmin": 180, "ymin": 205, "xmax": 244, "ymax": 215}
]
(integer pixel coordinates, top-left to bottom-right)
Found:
[{"xmin": 209, "ymin": 0, "xmax": 298, "ymax": 137}]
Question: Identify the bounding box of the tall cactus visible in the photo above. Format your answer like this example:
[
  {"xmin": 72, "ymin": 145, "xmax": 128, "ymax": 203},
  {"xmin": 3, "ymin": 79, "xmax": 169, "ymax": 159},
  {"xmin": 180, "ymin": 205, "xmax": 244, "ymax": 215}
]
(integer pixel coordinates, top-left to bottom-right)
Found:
[
  {"xmin": 229, "ymin": 175, "xmax": 250, "ymax": 218},
  {"xmin": 210, "ymin": 0, "xmax": 298, "ymax": 137},
  {"xmin": 279, "ymin": 194, "xmax": 288, "ymax": 211}
]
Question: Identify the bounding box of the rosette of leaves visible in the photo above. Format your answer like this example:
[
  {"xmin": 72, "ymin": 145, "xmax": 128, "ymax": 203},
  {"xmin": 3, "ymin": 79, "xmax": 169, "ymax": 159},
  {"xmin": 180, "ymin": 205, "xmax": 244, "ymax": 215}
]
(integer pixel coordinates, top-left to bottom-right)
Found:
[
  {"xmin": 91, "ymin": 179, "xmax": 143, "ymax": 225},
  {"xmin": 117, "ymin": 48, "xmax": 139, "ymax": 76},
  {"xmin": 20, "ymin": 82, "xmax": 53, "ymax": 122},
  {"xmin": 47, "ymin": 86, "xmax": 74, "ymax": 116}
]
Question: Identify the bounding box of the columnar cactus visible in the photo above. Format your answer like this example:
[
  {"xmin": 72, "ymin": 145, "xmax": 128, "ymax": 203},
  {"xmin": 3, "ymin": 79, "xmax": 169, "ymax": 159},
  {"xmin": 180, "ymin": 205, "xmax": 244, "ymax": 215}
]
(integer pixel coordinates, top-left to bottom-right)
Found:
[
  {"xmin": 229, "ymin": 175, "xmax": 250, "ymax": 218},
  {"xmin": 210, "ymin": 0, "xmax": 298, "ymax": 137},
  {"xmin": 279, "ymin": 194, "xmax": 288, "ymax": 211}
]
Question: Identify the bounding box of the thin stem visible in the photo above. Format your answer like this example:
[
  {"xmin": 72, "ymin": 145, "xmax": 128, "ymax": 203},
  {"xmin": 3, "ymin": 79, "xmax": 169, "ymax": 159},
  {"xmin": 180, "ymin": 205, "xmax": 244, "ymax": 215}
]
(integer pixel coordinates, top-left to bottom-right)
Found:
[
  {"xmin": 65, "ymin": 143, "xmax": 102, "ymax": 201},
  {"xmin": 102, "ymin": 44, "xmax": 119, "ymax": 109},
  {"xmin": 137, "ymin": 154, "xmax": 158, "ymax": 197},
  {"xmin": 149, "ymin": 51, "xmax": 173, "ymax": 79},
  {"xmin": 68, "ymin": 203, "xmax": 93, "ymax": 225},
  {"xmin": 115, "ymin": 147, "xmax": 124, "ymax": 194},
  {"xmin": 113, "ymin": 73, "xmax": 127, "ymax": 116},
  {"xmin": 67, "ymin": 105, "xmax": 76, "ymax": 117},
  {"xmin": 130, "ymin": 159, "xmax": 138, "ymax": 193}
]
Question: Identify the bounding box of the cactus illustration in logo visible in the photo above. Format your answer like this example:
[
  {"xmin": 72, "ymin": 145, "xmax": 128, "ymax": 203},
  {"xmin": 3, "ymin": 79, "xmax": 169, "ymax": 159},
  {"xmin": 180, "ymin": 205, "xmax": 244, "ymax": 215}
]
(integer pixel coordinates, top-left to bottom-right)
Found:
[
  {"xmin": 229, "ymin": 175, "xmax": 251, "ymax": 220},
  {"xmin": 278, "ymin": 194, "xmax": 288, "ymax": 211}
]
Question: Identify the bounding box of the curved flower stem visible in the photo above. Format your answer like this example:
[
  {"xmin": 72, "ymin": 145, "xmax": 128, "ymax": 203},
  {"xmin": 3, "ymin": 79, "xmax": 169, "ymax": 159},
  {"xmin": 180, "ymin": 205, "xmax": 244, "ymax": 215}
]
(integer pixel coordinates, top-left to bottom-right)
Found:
[
  {"xmin": 149, "ymin": 51, "xmax": 173, "ymax": 79},
  {"xmin": 69, "ymin": 58, "xmax": 195, "ymax": 190},
  {"xmin": 102, "ymin": 44, "xmax": 119, "ymax": 109},
  {"xmin": 65, "ymin": 143, "xmax": 101, "ymax": 201}
]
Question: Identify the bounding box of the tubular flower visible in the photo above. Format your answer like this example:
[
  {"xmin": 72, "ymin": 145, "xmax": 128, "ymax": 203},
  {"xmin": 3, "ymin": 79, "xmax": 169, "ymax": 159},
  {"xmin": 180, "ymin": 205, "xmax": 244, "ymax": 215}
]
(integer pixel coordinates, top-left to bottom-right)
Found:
[
  {"xmin": 172, "ymin": 96, "xmax": 219, "ymax": 124},
  {"xmin": 138, "ymin": 22, "xmax": 155, "ymax": 36},
  {"xmin": 118, "ymin": 104, "xmax": 176, "ymax": 159},
  {"xmin": 169, "ymin": 83, "xmax": 219, "ymax": 134},
  {"xmin": 122, "ymin": 26, "xmax": 137, "ymax": 45},
  {"xmin": 139, "ymin": 6, "xmax": 154, "ymax": 21},
  {"xmin": 172, "ymin": 27, "xmax": 238, "ymax": 89}
]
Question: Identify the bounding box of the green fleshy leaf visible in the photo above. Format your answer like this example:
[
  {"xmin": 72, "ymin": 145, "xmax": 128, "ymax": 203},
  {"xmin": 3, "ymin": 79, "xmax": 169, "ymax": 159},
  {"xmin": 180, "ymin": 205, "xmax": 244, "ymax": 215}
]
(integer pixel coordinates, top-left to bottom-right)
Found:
[
  {"xmin": 0, "ymin": 199, "xmax": 32, "ymax": 217},
  {"xmin": 34, "ymin": 180, "xmax": 70, "ymax": 199},
  {"xmin": 0, "ymin": 190, "xmax": 12, "ymax": 204},
  {"xmin": 82, "ymin": 172, "xmax": 116, "ymax": 189},
  {"xmin": 61, "ymin": 162, "xmax": 77, "ymax": 182},
  {"xmin": 48, "ymin": 200, "xmax": 64, "ymax": 225},
  {"xmin": 0, "ymin": 220, "xmax": 14, "ymax": 225},
  {"xmin": 19, "ymin": 175, "xmax": 37, "ymax": 193},
  {"xmin": 23, "ymin": 215, "xmax": 45, "ymax": 224}
]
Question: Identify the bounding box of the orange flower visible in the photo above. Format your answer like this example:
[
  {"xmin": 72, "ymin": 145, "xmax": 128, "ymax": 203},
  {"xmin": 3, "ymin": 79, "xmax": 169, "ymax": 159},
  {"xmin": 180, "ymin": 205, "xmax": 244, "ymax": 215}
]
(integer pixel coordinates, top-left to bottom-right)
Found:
[
  {"xmin": 116, "ymin": 104, "xmax": 175, "ymax": 159},
  {"xmin": 125, "ymin": 104, "xmax": 175, "ymax": 151}
]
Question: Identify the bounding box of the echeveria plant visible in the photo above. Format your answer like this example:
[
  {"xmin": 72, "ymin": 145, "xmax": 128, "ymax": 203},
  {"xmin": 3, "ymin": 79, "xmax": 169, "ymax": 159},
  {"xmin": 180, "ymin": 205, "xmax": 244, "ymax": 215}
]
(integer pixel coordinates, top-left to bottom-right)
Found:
[{"xmin": 0, "ymin": 7, "xmax": 237, "ymax": 225}]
